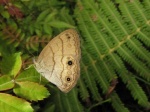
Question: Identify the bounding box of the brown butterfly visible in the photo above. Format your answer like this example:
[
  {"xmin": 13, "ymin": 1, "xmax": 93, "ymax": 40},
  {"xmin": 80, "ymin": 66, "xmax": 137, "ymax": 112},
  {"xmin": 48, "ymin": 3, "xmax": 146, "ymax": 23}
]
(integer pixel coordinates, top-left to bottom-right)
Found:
[{"xmin": 34, "ymin": 29, "xmax": 81, "ymax": 93}]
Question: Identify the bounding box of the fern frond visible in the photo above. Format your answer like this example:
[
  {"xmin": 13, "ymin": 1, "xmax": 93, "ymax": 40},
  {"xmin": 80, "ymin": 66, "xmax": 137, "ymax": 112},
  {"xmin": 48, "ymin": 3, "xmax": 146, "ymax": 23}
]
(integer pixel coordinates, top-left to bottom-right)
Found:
[
  {"xmin": 141, "ymin": 0, "xmax": 150, "ymax": 20},
  {"xmin": 53, "ymin": 89, "xmax": 84, "ymax": 112},
  {"xmin": 81, "ymin": 61, "xmax": 102, "ymax": 101},
  {"xmin": 137, "ymin": 25, "xmax": 150, "ymax": 47},
  {"xmin": 108, "ymin": 47, "xmax": 150, "ymax": 109},
  {"xmin": 126, "ymin": 74, "xmax": 150, "ymax": 108},
  {"xmin": 2, "ymin": 26, "xmax": 25, "ymax": 48},
  {"xmin": 111, "ymin": 93, "xmax": 130, "ymax": 112},
  {"xmin": 81, "ymin": 46, "xmax": 109, "ymax": 93},
  {"xmin": 117, "ymin": 45, "xmax": 150, "ymax": 81},
  {"xmin": 78, "ymin": 77, "xmax": 89, "ymax": 101},
  {"xmin": 25, "ymin": 35, "xmax": 50, "ymax": 51},
  {"xmin": 126, "ymin": 37, "xmax": 150, "ymax": 63},
  {"xmin": 75, "ymin": 0, "xmax": 150, "ymax": 110}
]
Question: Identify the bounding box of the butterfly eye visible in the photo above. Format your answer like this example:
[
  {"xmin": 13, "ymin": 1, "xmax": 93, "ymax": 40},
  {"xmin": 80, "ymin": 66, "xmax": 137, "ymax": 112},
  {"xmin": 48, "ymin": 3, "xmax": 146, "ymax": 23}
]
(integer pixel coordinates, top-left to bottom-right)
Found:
[{"xmin": 68, "ymin": 60, "xmax": 73, "ymax": 65}]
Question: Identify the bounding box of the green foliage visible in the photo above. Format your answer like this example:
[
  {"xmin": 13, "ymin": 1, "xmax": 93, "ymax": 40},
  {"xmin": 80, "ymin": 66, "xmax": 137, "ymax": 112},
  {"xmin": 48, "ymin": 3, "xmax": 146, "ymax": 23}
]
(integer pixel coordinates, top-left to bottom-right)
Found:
[
  {"xmin": 52, "ymin": 88, "xmax": 84, "ymax": 112},
  {"xmin": 14, "ymin": 81, "xmax": 50, "ymax": 101},
  {"xmin": 0, "ymin": 0, "xmax": 150, "ymax": 112},
  {"xmin": 0, "ymin": 75, "xmax": 14, "ymax": 91},
  {"xmin": 0, "ymin": 93, "xmax": 33, "ymax": 112},
  {"xmin": 0, "ymin": 52, "xmax": 50, "ymax": 112},
  {"xmin": 75, "ymin": 0, "xmax": 150, "ymax": 111},
  {"xmin": 16, "ymin": 65, "xmax": 48, "ymax": 84},
  {"xmin": 1, "ymin": 52, "xmax": 22, "ymax": 77}
]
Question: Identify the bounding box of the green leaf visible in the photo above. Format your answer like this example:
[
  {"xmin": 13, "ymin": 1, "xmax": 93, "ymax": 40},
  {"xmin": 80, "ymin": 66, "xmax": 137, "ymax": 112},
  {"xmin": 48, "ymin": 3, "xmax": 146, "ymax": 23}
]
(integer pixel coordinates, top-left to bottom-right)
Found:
[
  {"xmin": 44, "ymin": 11, "xmax": 57, "ymax": 23},
  {"xmin": 35, "ymin": 29, "xmax": 42, "ymax": 36},
  {"xmin": 36, "ymin": 9, "xmax": 51, "ymax": 22},
  {"xmin": 43, "ymin": 24, "xmax": 53, "ymax": 35},
  {"xmin": 0, "ymin": 93, "xmax": 33, "ymax": 112},
  {"xmin": 1, "ymin": 11, "xmax": 10, "ymax": 19},
  {"xmin": 16, "ymin": 65, "xmax": 48, "ymax": 84},
  {"xmin": 1, "ymin": 52, "xmax": 22, "ymax": 77},
  {"xmin": 49, "ymin": 21, "xmax": 75, "ymax": 28},
  {"xmin": 0, "ymin": 75, "xmax": 14, "ymax": 91},
  {"xmin": 13, "ymin": 81, "xmax": 50, "ymax": 101}
]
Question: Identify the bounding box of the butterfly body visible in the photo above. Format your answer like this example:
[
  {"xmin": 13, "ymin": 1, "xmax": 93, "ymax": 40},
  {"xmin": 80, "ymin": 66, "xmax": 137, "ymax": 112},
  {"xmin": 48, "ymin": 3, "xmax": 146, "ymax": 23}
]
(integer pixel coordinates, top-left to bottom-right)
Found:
[{"xmin": 34, "ymin": 29, "xmax": 81, "ymax": 93}]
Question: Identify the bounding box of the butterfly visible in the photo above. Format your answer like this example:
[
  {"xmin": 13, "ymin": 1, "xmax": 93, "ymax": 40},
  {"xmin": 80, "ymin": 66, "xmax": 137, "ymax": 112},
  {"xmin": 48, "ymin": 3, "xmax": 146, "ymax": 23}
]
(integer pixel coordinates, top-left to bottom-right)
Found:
[{"xmin": 34, "ymin": 29, "xmax": 81, "ymax": 93}]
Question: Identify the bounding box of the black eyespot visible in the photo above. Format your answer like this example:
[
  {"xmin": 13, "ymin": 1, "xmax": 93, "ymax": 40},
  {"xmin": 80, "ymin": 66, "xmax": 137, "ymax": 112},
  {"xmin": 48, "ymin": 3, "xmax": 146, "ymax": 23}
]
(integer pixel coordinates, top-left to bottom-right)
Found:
[
  {"xmin": 65, "ymin": 76, "xmax": 72, "ymax": 82},
  {"xmin": 68, "ymin": 61, "xmax": 73, "ymax": 65},
  {"xmin": 66, "ymin": 34, "xmax": 71, "ymax": 39},
  {"xmin": 67, "ymin": 77, "xmax": 71, "ymax": 81}
]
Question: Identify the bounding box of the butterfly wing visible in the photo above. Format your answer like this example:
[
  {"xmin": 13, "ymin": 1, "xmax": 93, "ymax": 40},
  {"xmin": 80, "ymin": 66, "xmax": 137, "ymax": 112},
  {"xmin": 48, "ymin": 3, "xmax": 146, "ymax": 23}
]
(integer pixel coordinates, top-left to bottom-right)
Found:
[{"xmin": 34, "ymin": 29, "xmax": 81, "ymax": 93}]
